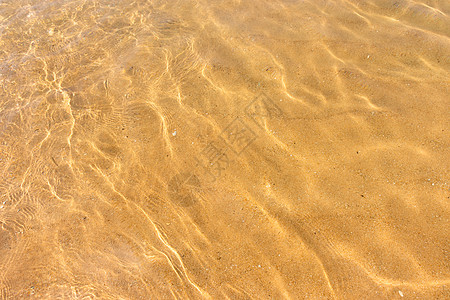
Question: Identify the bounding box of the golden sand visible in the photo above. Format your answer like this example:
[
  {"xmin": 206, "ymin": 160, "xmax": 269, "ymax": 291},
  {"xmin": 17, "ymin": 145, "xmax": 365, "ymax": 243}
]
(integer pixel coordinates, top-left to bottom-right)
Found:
[{"xmin": 0, "ymin": 0, "xmax": 449, "ymax": 298}]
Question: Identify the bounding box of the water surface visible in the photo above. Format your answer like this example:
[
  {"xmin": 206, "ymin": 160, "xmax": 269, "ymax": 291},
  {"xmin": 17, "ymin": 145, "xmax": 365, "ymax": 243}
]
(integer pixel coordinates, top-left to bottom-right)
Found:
[{"xmin": 0, "ymin": 0, "xmax": 449, "ymax": 298}]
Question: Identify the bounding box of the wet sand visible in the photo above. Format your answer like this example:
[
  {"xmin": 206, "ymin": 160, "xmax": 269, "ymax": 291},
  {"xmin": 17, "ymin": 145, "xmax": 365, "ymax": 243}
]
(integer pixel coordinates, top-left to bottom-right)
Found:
[{"xmin": 0, "ymin": 0, "xmax": 449, "ymax": 299}]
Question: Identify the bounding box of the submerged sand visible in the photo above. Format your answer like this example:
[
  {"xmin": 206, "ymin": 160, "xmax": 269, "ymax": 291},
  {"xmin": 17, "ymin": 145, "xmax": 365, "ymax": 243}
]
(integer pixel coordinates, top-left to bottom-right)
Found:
[{"xmin": 0, "ymin": 0, "xmax": 449, "ymax": 298}]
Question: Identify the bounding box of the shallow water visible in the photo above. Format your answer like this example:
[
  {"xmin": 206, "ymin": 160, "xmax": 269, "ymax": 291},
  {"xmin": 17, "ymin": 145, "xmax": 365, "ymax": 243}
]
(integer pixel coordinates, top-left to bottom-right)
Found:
[{"xmin": 0, "ymin": 0, "xmax": 449, "ymax": 299}]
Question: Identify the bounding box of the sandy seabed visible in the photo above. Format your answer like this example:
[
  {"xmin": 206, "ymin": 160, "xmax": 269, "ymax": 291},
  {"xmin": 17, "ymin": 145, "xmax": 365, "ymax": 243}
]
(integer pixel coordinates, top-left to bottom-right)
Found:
[{"xmin": 0, "ymin": 0, "xmax": 449, "ymax": 299}]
